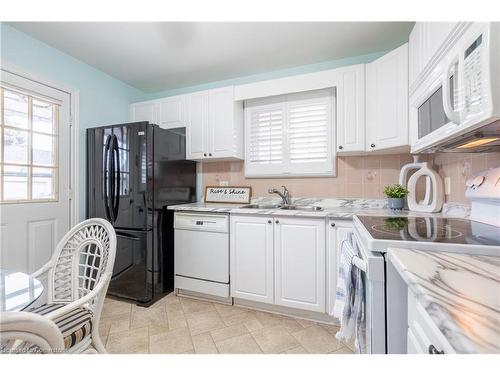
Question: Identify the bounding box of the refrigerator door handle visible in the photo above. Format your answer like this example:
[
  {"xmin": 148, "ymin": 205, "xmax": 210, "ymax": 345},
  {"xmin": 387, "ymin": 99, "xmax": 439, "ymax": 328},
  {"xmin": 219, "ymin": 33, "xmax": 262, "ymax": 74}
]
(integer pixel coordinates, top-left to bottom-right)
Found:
[
  {"xmin": 103, "ymin": 135, "xmax": 112, "ymax": 221},
  {"xmin": 112, "ymin": 134, "xmax": 121, "ymax": 220}
]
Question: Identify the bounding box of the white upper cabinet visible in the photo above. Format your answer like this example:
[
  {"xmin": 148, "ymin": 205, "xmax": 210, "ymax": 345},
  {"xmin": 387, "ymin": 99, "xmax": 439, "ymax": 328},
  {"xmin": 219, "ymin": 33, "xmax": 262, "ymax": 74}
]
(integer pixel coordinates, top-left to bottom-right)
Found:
[
  {"xmin": 336, "ymin": 64, "xmax": 366, "ymax": 154},
  {"xmin": 409, "ymin": 22, "xmax": 460, "ymax": 89},
  {"xmin": 159, "ymin": 95, "xmax": 186, "ymax": 129},
  {"xmin": 274, "ymin": 217, "xmax": 326, "ymax": 313},
  {"xmin": 230, "ymin": 215, "xmax": 274, "ymax": 304},
  {"xmin": 130, "ymin": 95, "xmax": 186, "ymax": 129},
  {"xmin": 186, "ymin": 90, "xmax": 209, "ymax": 159},
  {"xmin": 366, "ymin": 43, "xmax": 409, "ymax": 152},
  {"xmin": 208, "ymin": 86, "xmax": 244, "ymax": 159},
  {"xmin": 186, "ymin": 86, "xmax": 244, "ymax": 161},
  {"xmin": 130, "ymin": 101, "xmax": 159, "ymax": 124}
]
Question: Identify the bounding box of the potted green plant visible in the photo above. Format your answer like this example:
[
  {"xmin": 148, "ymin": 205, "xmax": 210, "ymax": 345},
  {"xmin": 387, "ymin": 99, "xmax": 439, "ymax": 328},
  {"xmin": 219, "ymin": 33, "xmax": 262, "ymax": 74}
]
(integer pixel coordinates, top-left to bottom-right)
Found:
[{"xmin": 383, "ymin": 184, "xmax": 409, "ymax": 210}]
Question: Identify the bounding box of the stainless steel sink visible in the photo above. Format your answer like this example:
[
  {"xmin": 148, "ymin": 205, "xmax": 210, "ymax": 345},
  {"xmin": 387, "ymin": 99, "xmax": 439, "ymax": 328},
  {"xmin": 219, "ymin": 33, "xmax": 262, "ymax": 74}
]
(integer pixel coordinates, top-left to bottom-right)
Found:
[
  {"xmin": 240, "ymin": 204, "xmax": 283, "ymax": 209},
  {"xmin": 280, "ymin": 205, "xmax": 323, "ymax": 211},
  {"xmin": 240, "ymin": 204, "xmax": 323, "ymax": 211}
]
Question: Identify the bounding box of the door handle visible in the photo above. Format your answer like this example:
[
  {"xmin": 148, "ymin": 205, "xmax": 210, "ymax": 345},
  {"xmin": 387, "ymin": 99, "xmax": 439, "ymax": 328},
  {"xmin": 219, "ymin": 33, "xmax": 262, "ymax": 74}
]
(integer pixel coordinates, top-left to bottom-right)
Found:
[
  {"xmin": 103, "ymin": 135, "xmax": 112, "ymax": 221},
  {"xmin": 112, "ymin": 134, "xmax": 121, "ymax": 220},
  {"xmin": 442, "ymin": 57, "xmax": 461, "ymax": 124}
]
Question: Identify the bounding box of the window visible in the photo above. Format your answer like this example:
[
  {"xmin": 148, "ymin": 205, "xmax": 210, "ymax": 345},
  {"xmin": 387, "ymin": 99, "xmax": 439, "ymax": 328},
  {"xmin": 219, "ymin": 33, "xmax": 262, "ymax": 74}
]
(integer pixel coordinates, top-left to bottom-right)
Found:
[
  {"xmin": 0, "ymin": 86, "xmax": 59, "ymax": 203},
  {"xmin": 245, "ymin": 88, "xmax": 335, "ymax": 177}
]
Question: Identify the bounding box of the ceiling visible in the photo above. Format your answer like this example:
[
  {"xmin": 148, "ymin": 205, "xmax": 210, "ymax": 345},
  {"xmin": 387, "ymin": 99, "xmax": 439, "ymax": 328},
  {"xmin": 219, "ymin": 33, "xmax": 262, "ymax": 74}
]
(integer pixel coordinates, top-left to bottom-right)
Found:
[{"xmin": 10, "ymin": 22, "xmax": 414, "ymax": 93}]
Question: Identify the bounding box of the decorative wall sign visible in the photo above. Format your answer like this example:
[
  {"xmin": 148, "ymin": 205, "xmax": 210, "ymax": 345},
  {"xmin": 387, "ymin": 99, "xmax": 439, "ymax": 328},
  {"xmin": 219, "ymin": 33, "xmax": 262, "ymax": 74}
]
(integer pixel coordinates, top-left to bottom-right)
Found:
[{"xmin": 204, "ymin": 186, "xmax": 252, "ymax": 204}]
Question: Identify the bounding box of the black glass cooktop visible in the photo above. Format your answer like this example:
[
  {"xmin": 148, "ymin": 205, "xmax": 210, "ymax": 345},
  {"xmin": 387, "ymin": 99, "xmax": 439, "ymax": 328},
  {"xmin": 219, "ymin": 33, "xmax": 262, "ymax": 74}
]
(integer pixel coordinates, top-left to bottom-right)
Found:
[{"xmin": 357, "ymin": 216, "xmax": 500, "ymax": 246}]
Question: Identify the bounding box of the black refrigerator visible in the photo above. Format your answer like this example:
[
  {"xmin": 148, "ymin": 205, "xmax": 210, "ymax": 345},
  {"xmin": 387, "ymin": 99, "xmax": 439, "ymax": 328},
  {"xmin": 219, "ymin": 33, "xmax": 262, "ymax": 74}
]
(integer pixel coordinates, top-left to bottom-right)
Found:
[{"xmin": 86, "ymin": 121, "xmax": 197, "ymax": 304}]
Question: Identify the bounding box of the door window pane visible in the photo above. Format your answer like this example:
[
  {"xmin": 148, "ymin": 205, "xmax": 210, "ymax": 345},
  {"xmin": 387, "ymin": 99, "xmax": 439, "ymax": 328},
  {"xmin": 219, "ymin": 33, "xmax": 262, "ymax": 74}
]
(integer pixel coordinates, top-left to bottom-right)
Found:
[
  {"xmin": 4, "ymin": 128, "xmax": 29, "ymax": 164},
  {"xmin": 33, "ymin": 99, "xmax": 54, "ymax": 134},
  {"xmin": 3, "ymin": 165, "xmax": 28, "ymax": 200},
  {"xmin": 32, "ymin": 167, "xmax": 55, "ymax": 200},
  {"xmin": 1, "ymin": 87, "xmax": 59, "ymax": 202},
  {"xmin": 33, "ymin": 133, "xmax": 55, "ymax": 166},
  {"xmin": 4, "ymin": 90, "xmax": 29, "ymax": 129}
]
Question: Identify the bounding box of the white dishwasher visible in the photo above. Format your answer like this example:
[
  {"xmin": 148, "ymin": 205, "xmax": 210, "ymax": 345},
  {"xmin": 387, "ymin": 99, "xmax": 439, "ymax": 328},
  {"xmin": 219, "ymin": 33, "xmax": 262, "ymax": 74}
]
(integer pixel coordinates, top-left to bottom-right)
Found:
[{"xmin": 174, "ymin": 212, "xmax": 230, "ymax": 298}]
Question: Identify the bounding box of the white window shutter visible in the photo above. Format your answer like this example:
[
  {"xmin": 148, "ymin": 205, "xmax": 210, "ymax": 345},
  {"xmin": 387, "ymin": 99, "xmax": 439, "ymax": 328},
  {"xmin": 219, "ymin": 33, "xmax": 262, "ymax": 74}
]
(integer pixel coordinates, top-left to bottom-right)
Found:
[{"xmin": 244, "ymin": 89, "xmax": 335, "ymax": 177}]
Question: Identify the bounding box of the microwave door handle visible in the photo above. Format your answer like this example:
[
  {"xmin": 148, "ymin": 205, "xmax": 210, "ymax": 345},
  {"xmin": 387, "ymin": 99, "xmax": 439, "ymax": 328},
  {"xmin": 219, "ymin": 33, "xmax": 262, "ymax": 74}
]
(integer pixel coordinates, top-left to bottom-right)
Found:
[{"xmin": 442, "ymin": 57, "xmax": 461, "ymax": 124}]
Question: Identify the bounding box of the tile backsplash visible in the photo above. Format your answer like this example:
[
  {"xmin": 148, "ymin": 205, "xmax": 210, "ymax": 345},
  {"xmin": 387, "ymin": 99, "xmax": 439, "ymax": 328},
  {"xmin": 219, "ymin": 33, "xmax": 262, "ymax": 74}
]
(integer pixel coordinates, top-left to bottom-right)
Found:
[{"xmin": 201, "ymin": 152, "xmax": 500, "ymax": 204}]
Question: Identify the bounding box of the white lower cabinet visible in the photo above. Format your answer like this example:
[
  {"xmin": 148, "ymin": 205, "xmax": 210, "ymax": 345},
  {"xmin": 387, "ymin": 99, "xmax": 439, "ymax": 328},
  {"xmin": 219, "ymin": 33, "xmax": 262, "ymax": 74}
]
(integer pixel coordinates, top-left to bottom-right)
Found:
[
  {"xmin": 327, "ymin": 220, "xmax": 353, "ymax": 316},
  {"xmin": 230, "ymin": 215, "xmax": 327, "ymax": 313},
  {"xmin": 274, "ymin": 217, "xmax": 326, "ymax": 312},
  {"xmin": 230, "ymin": 215, "xmax": 274, "ymax": 304},
  {"xmin": 407, "ymin": 290, "xmax": 455, "ymax": 354}
]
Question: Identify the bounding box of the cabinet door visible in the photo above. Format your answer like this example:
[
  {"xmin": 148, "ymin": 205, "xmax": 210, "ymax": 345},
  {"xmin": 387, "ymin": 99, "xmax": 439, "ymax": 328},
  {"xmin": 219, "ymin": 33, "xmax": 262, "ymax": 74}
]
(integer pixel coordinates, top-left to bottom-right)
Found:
[
  {"xmin": 159, "ymin": 95, "xmax": 185, "ymax": 129},
  {"xmin": 209, "ymin": 86, "xmax": 235, "ymax": 158},
  {"xmin": 366, "ymin": 43, "xmax": 409, "ymax": 151},
  {"xmin": 327, "ymin": 221, "xmax": 353, "ymax": 316},
  {"xmin": 274, "ymin": 217, "xmax": 325, "ymax": 312},
  {"xmin": 336, "ymin": 65, "xmax": 366, "ymax": 153},
  {"xmin": 230, "ymin": 215, "xmax": 274, "ymax": 304},
  {"xmin": 186, "ymin": 91, "xmax": 209, "ymax": 160},
  {"xmin": 409, "ymin": 23, "xmax": 423, "ymax": 89},
  {"xmin": 130, "ymin": 102, "xmax": 159, "ymax": 124}
]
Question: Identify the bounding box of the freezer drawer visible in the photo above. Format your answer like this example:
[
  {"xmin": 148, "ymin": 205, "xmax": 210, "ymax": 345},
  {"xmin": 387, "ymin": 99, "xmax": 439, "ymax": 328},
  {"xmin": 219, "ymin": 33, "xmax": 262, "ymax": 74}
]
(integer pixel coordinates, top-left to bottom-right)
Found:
[{"xmin": 174, "ymin": 228, "xmax": 229, "ymax": 283}]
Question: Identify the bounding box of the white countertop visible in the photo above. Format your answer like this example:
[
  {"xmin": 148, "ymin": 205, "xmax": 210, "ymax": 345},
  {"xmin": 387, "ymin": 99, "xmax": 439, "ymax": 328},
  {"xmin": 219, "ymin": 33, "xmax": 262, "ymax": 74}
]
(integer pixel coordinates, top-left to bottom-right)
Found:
[
  {"xmin": 388, "ymin": 248, "xmax": 500, "ymax": 354},
  {"xmin": 167, "ymin": 198, "xmax": 470, "ymax": 220}
]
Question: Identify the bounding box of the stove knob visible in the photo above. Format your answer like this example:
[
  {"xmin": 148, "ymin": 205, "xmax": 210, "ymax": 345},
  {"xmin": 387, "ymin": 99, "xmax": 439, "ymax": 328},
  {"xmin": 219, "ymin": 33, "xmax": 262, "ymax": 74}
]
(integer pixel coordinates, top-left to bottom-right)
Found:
[{"xmin": 473, "ymin": 175, "xmax": 485, "ymax": 187}]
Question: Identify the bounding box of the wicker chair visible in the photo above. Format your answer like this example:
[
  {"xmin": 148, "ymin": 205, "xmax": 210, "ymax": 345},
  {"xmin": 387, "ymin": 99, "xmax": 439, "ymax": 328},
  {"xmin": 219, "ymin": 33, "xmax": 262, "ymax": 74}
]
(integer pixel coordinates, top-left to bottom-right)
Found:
[
  {"xmin": 0, "ymin": 311, "xmax": 65, "ymax": 354},
  {"xmin": 29, "ymin": 218, "xmax": 116, "ymax": 354}
]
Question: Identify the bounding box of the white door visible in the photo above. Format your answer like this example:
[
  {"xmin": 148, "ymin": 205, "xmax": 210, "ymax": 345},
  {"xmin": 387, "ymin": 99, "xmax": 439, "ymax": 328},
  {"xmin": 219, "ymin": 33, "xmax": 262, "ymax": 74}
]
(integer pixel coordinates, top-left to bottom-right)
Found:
[
  {"xmin": 186, "ymin": 91, "xmax": 209, "ymax": 160},
  {"xmin": 209, "ymin": 86, "xmax": 234, "ymax": 158},
  {"xmin": 230, "ymin": 215, "xmax": 274, "ymax": 304},
  {"xmin": 327, "ymin": 220, "xmax": 353, "ymax": 316},
  {"xmin": 274, "ymin": 217, "xmax": 325, "ymax": 312},
  {"xmin": 0, "ymin": 70, "xmax": 71, "ymax": 274},
  {"xmin": 366, "ymin": 43, "xmax": 409, "ymax": 151},
  {"xmin": 336, "ymin": 65, "xmax": 366, "ymax": 153},
  {"xmin": 159, "ymin": 95, "xmax": 185, "ymax": 129}
]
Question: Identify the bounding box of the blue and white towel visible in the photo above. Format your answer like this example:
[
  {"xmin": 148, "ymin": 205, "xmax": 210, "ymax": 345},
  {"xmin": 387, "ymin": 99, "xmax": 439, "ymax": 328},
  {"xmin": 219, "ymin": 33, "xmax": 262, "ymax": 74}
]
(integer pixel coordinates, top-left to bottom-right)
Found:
[{"xmin": 333, "ymin": 232, "xmax": 365, "ymax": 353}]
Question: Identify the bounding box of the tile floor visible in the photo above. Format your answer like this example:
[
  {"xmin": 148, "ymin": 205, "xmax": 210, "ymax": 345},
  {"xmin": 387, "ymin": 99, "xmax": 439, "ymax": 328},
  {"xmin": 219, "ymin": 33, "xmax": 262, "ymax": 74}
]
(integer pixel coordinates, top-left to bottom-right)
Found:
[{"xmin": 99, "ymin": 293, "xmax": 354, "ymax": 354}]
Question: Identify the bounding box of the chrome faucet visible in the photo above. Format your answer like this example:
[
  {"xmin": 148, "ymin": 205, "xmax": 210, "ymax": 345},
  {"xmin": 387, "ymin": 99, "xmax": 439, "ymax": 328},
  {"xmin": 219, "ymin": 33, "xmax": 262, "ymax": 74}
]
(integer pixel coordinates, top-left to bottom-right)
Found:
[{"xmin": 268, "ymin": 186, "xmax": 291, "ymax": 206}]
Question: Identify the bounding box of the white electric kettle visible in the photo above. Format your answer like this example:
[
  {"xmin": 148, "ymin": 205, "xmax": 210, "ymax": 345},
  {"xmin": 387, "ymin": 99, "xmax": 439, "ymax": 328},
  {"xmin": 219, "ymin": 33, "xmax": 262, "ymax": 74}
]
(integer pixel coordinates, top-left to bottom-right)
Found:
[{"xmin": 399, "ymin": 157, "xmax": 444, "ymax": 213}]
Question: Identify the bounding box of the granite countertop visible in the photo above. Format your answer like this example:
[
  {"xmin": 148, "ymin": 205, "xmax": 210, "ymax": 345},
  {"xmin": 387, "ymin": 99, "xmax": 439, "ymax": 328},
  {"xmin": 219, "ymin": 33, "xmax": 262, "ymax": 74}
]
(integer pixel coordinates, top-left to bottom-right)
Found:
[
  {"xmin": 167, "ymin": 197, "xmax": 470, "ymax": 220},
  {"xmin": 388, "ymin": 248, "xmax": 500, "ymax": 354}
]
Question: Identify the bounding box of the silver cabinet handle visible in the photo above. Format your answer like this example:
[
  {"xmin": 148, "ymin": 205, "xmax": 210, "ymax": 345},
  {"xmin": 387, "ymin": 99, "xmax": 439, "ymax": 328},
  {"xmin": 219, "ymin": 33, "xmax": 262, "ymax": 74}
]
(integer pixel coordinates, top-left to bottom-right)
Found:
[
  {"xmin": 330, "ymin": 223, "xmax": 336, "ymax": 227},
  {"xmin": 338, "ymin": 145, "xmax": 343, "ymax": 150},
  {"xmin": 268, "ymin": 219, "xmax": 272, "ymax": 224},
  {"xmin": 371, "ymin": 143, "xmax": 375, "ymax": 148},
  {"xmin": 275, "ymin": 219, "xmax": 280, "ymax": 224}
]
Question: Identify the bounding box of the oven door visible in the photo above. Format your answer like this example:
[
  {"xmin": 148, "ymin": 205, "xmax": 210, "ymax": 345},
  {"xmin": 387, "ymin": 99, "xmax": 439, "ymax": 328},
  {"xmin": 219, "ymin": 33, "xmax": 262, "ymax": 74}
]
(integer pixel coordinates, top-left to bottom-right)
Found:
[{"xmin": 352, "ymin": 231, "xmax": 386, "ymax": 354}]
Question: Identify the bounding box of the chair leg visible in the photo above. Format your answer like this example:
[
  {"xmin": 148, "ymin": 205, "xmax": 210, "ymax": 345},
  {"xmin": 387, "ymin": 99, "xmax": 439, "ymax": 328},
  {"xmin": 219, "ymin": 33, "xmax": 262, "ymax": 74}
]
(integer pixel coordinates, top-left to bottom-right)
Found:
[{"xmin": 92, "ymin": 333, "xmax": 107, "ymax": 354}]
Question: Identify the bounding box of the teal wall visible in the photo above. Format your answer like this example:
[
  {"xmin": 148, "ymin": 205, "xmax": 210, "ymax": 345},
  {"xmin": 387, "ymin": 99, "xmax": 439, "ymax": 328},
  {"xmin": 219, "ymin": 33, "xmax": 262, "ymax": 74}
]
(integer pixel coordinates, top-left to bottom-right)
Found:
[
  {"xmin": 1, "ymin": 23, "xmax": 144, "ymax": 220},
  {"xmin": 1, "ymin": 23, "xmax": 388, "ymax": 220}
]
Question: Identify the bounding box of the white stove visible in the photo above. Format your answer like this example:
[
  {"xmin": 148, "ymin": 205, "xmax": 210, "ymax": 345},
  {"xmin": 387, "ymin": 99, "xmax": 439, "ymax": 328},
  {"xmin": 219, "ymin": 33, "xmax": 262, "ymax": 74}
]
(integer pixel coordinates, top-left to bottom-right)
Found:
[{"xmin": 350, "ymin": 166, "xmax": 500, "ymax": 354}]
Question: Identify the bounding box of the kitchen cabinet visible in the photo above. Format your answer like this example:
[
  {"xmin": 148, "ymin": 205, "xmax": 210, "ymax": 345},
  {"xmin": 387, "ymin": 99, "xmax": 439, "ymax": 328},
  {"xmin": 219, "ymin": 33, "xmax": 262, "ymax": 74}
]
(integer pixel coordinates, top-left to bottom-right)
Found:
[
  {"xmin": 366, "ymin": 43, "xmax": 409, "ymax": 152},
  {"xmin": 407, "ymin": 290, "xmax": 455, "ymax": 354},
  {"xmin": 274, "ymin": 217, "xmax": 326, "ymax": 313},
  {"xmin": 409, "ymin": 22, "xmax": 460, "ymax": 89},
  {"xmin": 230, "ymin": 215, "xmax": 274, "ymax": 304},
  {"xmin": 158, "ymin": 95, "xmax": 186, "ymax": 129},
  {"xmin": 186, "ymin": 86, "xmax": 244, "ymax": 161},
  {"xmin": 230, "ymin": 215, "xmax": 327, "ymax": 313},
  {"xmin": 326, "ymin": 220, "xmax": 353, "ymax": 316},
  {"xmin": 130, "ymin": 101, "xmax": 159, "ymax": 124},
  {"xmin": 186, "ymin": 90, "xmax": 209, "ymax": 159},
  {"xmin": 336, "ymin": 65, "xmax": 366, "ymax": 154}
]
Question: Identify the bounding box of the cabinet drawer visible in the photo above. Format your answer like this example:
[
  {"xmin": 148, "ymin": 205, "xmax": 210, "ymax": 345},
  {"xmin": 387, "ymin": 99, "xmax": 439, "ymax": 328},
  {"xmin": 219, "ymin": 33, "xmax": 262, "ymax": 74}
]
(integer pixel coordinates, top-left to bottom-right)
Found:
[{"xmin": 407, "ymin": 291, "xmax": 455, "ymax": 354}]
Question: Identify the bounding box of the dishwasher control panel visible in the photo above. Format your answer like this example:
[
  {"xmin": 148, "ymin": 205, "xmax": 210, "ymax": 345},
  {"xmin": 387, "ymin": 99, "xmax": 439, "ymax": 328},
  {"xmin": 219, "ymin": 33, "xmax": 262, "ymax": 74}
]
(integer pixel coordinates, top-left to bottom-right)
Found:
[{"xmin": 174, "ymin": 212, "xmax": 229, "ymax": 233}]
